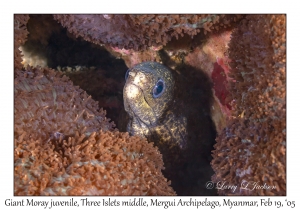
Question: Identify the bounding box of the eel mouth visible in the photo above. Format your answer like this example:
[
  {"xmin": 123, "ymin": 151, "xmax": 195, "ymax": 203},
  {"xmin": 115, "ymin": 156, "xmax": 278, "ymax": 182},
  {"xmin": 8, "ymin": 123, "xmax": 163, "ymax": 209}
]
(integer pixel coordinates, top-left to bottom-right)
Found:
[
  {"xmin": 124, "ymin": 83, "xmax": 140, "ymax": 100},
  {"xmin": 124, "ymin": 82, "xmax": 158, "ymax": 126},
  {"xmin": 124, "ymin": 83, "xmax": 187, "ymax": 149},
  {"xmin": 125, "ymin": 97, "xmax": 156, "ymax": 139}
]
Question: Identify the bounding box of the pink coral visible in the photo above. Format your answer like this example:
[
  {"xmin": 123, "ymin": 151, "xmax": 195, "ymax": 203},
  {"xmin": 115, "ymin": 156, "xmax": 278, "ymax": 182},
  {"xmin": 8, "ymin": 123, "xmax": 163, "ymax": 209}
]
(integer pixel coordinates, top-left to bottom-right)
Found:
[{"xmin": 211, "ymin": 60, "xmax": 231, "ymax": 109}]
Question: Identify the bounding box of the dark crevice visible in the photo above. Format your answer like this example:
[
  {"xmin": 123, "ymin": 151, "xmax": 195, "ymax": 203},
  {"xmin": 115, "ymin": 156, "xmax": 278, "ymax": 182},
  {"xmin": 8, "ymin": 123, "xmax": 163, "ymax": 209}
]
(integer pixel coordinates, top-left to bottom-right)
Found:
[
  {"xmin": 21, "ymin": 14, "xmax": 218, "ymax": 195},
  {"xmin": 22, "ymin": 14, "xmax": 128, "ymax": 126}
]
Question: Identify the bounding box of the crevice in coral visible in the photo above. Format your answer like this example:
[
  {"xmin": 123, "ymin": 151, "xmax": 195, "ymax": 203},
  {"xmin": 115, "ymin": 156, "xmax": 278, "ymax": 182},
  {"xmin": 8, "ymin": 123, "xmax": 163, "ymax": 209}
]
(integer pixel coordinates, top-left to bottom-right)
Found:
[{"xmin": 20, "ymin": 14, "xmax": 128, "ymax": 126}]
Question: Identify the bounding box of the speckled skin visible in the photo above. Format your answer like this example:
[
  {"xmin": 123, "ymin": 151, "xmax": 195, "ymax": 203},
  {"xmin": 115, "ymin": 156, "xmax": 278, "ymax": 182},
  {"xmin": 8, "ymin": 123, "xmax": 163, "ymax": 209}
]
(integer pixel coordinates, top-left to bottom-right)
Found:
[
  {"xmin": 123, "ymin": 61, "xmax": 217, "ymax": 195},
  {"xmin": 123, "ymin": 62, "xmax": 187, "ymax": 149}
]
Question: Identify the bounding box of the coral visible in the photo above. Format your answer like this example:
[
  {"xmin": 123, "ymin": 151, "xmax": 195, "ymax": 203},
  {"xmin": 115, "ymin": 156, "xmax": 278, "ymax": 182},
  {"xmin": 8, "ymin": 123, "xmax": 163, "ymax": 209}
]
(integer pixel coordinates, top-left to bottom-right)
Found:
[
  {"xmin": 53, "ymin": 15, "xmax": 243, "ymax": 50},
  {"xmin": 106, "ymin": 46, "xmax": 162, "ymax": 68},
  {"xmin": 14, "ymin": 14, "xmax": 30, "ymax": 69},
  {"xmin": 14, "ymin": 66, "xmax": 115, "ymax": 140},
  {"xmin": 57, "ymin": 66, "xmax": 125, "ymax": 126},
  {"xmin": 184, "ymin": 30, "xmax": 233, "ymax": 133},
  {"xmin": 211, "ymin": 58, "xmax": 231, "ymax": 109},
  {"xmin": 15, "ymin": 14, "xmax": 286, "ymax": 196},
  {"xmin": 15, "ymin": 130, "xmax": 175, "ymax": 195},
  {"xmin": 14, "ymin": 67, "xmax": 175, "ymax": 195},
  {"xmin": 17, "ymin": 14, "xmax": 240, "ymax": 134},
  {"xmin": 25, "ymin": 15, "xmax": 61, "ymax": 46},
  {"xmin": 211, "ymin": 15, "xmax": 286, "ymax": 195},
  {"xmin": 20, "ymin": 15, "xmax": 62, "ymax": 68}
]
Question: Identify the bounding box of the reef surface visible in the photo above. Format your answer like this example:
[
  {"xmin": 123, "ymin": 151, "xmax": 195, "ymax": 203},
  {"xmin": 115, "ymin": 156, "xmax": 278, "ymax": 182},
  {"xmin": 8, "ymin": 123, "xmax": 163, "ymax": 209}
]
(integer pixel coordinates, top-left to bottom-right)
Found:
[{"xmin": 14, "ymin": 14, "xmax": 286, "ymax": 196}]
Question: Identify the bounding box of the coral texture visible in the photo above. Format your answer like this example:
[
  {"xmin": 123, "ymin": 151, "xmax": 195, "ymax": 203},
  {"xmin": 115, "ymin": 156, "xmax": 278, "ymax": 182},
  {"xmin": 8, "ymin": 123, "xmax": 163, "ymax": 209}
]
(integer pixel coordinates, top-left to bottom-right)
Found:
[
  {"xmin": 14, "ymin": 67, "xmax": 175, "ymax": 195},
  {"xmin": 55, "ymin": 65, "xmax": 127, "ymax": 128},
  {"xmin": 106, "ymin": 46, "xmax": 162, "ymax": 68},
  {"xmin": 15, "ymin": 14, "xmax": 286, "ymax": 196},
  {"xmin": 15, "ymin": 130, "xmax": 175, "ymax": 195},
  {"xmin": 14, "ymin": 66, "xmax": 114, "ymax": 140},
  {"xmin": 14, "ymin": 14, "xmax": 30, "ymax": 69},
  {"xmin": 53, "ymin": 15, "xmax": 242, "ymax": 50},
  {"xmin": 211, "ymin": 15, "xmax": 286, "ymax": 195},
  {"xmin": 20, "ymin": 15, "xmax": 62, "ymax": 68}
]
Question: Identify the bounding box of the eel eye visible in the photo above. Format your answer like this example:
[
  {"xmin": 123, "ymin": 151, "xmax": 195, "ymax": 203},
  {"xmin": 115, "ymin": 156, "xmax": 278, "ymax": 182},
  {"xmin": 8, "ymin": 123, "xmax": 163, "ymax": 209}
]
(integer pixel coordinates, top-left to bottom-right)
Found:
[
  {"xmin": 153, "ymin": 79, "xmax": 165, "ymax": 98},
  {"xmin": 125, "ymin": 69, "xmax": 130, "ymax": 80}
]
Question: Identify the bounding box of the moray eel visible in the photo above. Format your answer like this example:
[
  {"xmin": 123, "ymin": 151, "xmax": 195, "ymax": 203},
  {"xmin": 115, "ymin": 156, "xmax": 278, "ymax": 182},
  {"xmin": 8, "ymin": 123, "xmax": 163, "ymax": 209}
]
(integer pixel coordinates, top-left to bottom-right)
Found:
[
  {"xmin": 123, "ymin": 61, "xmax": 187, "ymax": 149},
  {"xmin": 123, "ymin": 61, "xmax": 217, "ymax": 195}
]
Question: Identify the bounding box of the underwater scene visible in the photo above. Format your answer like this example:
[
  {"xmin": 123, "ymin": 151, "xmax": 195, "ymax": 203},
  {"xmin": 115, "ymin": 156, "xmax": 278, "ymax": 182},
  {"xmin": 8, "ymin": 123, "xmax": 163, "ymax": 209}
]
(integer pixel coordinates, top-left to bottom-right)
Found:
[{"xmin": 14, "ymin": 14, "xmax": 286, "ymax": 196}]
